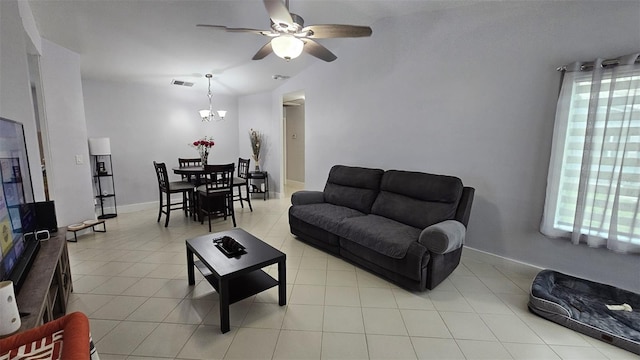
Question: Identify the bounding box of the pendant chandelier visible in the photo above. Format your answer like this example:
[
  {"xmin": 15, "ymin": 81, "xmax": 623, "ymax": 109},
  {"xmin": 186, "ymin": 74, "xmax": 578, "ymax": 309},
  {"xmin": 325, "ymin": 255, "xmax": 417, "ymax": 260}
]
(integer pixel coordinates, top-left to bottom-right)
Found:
[{"xmin": 199, "ymin": 74, "xmax": 227, "ymax": 122}]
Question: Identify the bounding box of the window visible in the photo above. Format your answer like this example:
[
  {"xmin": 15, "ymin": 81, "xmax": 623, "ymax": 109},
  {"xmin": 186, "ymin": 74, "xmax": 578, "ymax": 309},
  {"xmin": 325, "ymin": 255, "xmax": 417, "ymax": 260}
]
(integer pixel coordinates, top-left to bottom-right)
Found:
[{"xmin": 541, "ymin": 55, "xmax": 640, "ymax": 254}]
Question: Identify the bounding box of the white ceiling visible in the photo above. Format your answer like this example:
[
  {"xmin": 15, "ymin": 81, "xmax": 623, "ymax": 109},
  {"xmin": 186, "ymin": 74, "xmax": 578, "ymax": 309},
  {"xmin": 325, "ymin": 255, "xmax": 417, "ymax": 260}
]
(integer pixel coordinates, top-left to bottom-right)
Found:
[{"xmin": 27, "ymin": 0, "xmax": 477, "ymax": 95}]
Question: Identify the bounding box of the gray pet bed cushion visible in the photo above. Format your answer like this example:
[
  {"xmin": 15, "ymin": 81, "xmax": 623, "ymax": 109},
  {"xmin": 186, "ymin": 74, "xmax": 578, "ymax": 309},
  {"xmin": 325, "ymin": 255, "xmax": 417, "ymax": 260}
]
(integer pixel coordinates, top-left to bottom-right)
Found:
[{"xmin": 528, "ymin": 269, "xmax": 640, "ymax": 355}]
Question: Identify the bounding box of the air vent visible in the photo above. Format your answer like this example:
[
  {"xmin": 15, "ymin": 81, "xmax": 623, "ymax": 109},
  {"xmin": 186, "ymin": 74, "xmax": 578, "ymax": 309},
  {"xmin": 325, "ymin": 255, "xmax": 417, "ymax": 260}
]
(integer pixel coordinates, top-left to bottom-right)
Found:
[{"xmin": 171, "ymin": 79, "xmax": 194, "ymax": 87}]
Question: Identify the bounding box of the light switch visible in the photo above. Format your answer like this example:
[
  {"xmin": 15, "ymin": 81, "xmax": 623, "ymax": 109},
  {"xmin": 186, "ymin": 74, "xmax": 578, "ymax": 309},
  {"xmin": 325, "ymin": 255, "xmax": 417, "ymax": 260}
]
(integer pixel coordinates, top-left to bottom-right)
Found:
[{"xmin": 75, "ymin": 155, "xmax": 83, "ymax": 165}]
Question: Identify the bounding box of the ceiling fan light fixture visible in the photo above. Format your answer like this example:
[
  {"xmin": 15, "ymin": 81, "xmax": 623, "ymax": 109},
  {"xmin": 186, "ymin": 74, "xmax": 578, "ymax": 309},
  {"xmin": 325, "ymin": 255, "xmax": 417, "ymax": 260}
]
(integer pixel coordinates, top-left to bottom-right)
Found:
[
  {"xmin": 271, "ymin": 35, "xmax": 304, "ymax": 61},
  {"xmin": 198, "ymin": 0, "xmax": 373, "ymax": 63}
]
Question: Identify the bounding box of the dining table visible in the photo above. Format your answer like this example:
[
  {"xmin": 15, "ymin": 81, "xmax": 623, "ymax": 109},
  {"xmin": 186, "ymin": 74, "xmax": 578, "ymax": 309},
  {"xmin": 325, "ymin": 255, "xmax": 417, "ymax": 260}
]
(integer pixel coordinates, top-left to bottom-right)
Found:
[
  {"xmin": 172, "ymin": 165, "xmax": 208, "ymax": 186},
  {"xmin": 172, "ymin": 165, "xmax": 209, "ymax": 221}
]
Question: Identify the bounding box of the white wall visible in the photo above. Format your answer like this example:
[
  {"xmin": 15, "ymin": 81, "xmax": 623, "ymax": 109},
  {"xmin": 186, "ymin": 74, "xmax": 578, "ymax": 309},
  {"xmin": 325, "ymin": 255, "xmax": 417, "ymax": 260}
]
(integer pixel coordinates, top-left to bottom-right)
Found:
[
  {"xmin": 258, "ymin": 1, "xmax": 640, "ymax": 291},
  {"xmin": 237, "ymin": 92, "xmax": 274, "ymax": 170},
  {"xmin": 82, "ymin": 79, "xmax": 239, "ymax": 208},
  {"xmin": 39, "ymin": 39, "xmax": 95, "ymax": 225},
  {"xmin": 1, "ymin": 1, "xmax": 95, "ymax": 227},
  {"xmin": 0, "ymin": 0, "xmax": 45, "ymax": 201}
]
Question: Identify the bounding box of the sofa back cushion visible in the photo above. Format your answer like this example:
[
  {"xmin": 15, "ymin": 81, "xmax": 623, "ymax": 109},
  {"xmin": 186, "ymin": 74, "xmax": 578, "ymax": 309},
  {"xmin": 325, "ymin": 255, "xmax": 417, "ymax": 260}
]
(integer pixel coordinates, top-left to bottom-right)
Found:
[
  {"xmin": 323, "ymin": 165, "xmax": 384, "ymax": 213},
  {"xmin": 371, "ymin": 170, "xmax": 463, "ymax": 229}
]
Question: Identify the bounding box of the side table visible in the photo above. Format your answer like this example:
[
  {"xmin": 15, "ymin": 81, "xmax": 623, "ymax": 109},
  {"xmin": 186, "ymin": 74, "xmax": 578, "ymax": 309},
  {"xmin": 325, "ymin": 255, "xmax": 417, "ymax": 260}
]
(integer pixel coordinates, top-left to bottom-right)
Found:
[{"xmin": 248, "ymin": 171, "xmax": 269, "ymax": 200}]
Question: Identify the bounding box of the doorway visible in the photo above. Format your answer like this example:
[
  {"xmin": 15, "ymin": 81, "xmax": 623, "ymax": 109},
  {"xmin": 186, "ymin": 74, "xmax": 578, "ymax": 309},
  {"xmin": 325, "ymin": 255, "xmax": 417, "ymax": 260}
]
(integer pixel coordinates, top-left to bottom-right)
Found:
[{"xmin": 282, "ymin": 91, "xmax": 305, "ymax": 197}]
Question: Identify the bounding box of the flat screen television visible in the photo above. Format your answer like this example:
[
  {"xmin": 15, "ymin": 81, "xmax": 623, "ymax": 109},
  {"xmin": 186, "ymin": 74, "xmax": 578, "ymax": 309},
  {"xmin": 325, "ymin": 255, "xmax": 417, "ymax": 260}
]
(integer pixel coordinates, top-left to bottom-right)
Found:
[{"xmin": 0, "ymin": 117, "xmax": 39, "ymax": 293}]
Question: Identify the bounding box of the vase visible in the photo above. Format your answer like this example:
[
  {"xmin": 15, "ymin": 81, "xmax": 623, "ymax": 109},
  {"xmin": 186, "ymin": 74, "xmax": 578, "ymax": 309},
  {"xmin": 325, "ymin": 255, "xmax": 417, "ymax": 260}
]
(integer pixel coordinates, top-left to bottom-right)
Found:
[
  {"xmin": 253, "ymin": 155, "xmax": 260, "ymax": 171},
  {"xmin": 200, "ymin": 152, "xmax": 208, "ymax": 168}
]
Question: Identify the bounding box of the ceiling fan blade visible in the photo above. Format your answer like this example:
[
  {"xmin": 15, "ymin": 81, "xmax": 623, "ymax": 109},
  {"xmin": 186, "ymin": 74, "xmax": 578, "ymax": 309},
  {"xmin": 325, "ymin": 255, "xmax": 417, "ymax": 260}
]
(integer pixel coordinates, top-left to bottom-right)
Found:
[
  {"xmin": 197, "ymin": 24, "xmax": 271, "ymax": 36},
  {"xmin": 263, "ymin": 0, "xmax": 294, "ymax": 28},
  {"xmin": 301, "ymin": 24, "xmax": 372, "ymax": 38},
  {"xmin": 252, "ymin": 42, "xmax": 273, "ymax": 60},
  {"xmin": 302, "ymin": 39, "xmax": 337, "ymax": 62}
]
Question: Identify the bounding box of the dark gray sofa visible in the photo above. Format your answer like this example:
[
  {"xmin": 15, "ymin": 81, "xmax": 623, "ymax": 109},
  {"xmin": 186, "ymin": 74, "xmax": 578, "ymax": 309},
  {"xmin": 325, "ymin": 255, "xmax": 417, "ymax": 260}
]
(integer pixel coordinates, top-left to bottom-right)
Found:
[{"xmin": 289, "ymin": 165, "xmax": 475, "ymax": 291}]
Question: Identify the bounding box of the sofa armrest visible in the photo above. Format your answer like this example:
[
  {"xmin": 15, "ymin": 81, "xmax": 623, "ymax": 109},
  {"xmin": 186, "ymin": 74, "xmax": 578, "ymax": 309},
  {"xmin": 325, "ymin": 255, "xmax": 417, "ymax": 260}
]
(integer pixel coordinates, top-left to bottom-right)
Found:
[
  {"xmin": 291, "ymin": 190, "xmax": 325, "ymax": 205},
  {"xmin": 0, "ymin": 312, "xmax": 91, "ymax": 359},
  {"xmin": 419, "ymin": 220, "xmax": 466, "ymax": 254}
]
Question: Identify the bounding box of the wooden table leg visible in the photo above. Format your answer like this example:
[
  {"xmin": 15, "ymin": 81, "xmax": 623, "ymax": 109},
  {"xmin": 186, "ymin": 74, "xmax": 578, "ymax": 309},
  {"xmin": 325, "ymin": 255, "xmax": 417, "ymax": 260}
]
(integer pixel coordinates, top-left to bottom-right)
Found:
[
  {"xmin": 278, "ymin": 259, "xmax": 286, "ymax": 306},
  {"xmin": 219, "ymin": 278, "xmax": 230, "ymax": 333},
  {"xmin": 187, "ymin": 247, "xmax": 195, "ymax": 286}
]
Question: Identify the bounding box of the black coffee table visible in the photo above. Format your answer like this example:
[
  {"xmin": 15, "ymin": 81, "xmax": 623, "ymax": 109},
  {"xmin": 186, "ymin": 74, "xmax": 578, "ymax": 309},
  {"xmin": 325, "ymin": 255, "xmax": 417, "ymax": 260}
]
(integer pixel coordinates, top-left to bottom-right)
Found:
[{"xmin": 186, "ymin": 228, "xmax": 286, "ymax": 333}]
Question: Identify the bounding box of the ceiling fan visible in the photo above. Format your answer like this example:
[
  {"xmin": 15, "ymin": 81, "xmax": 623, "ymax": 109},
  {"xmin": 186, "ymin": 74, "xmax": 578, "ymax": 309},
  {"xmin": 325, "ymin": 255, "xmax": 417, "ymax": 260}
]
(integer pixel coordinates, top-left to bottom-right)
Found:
[{"xmin": 197, "ymin": 0, "xmax": 372, "ymax": 62}]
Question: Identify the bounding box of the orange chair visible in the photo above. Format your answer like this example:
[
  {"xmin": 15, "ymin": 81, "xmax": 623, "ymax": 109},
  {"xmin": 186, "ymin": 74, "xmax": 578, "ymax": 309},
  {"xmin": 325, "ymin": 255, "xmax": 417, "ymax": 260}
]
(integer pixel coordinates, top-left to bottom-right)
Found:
[{"xmin": 0, "ymin": 312, "xmax": 96, "ymax": 359}]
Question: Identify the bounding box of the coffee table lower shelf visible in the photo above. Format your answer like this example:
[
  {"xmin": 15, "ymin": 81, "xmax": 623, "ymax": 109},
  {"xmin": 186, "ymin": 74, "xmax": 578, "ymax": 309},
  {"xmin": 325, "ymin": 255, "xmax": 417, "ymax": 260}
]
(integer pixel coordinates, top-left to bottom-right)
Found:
[{"xmin": 194, "ymin": 260, "xmax": 278, "ymax": 304}]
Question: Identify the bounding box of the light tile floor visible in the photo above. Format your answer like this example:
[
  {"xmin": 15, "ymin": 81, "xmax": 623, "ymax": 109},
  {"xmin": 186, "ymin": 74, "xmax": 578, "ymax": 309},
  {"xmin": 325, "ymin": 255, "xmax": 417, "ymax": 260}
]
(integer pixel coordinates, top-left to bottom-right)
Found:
[{"xmin": 66, "ymin": 193, "xmax": 638, "ymax": 360}]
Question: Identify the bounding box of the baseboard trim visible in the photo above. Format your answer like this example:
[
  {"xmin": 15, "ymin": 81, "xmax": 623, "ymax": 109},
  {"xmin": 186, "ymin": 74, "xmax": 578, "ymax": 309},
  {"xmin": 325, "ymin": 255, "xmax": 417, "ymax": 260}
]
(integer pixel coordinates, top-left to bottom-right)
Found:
[
  {"xmin": 117, "ymin": 201, "xmax": 157, "ymax": 214},
  {"xmin": 463, "ymin": 246, "xmax": 544, "ymax": 272},
  {"xmin": 285, "ymin": 179, "xmax": 305, "ymax": 187}
]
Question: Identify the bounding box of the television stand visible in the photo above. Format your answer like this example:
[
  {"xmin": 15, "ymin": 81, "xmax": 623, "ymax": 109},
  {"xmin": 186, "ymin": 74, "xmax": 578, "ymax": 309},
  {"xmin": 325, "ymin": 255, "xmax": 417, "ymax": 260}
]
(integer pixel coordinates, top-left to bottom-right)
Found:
[{"xmin": 15, "ymin": 229, "xmax": 72, "ymax": 331}]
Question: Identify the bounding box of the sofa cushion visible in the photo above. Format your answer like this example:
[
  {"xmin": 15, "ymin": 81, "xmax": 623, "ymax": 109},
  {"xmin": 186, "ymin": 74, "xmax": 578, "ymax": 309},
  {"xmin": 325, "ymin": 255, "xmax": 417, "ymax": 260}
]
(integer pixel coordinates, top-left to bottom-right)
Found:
[
  {"xmin": 289, "ymin": 211, "xmax": 341, "ymax": 250},
  {"xmin": 340, "ymin": 240, "xmax": 429, "ymax": 282},
  {"xmin": 323, "ymin": 165, "xmax": 384, "ymax": 214},
  {"xmin": 371, "ymin": 170, "xmax": 463, "ymax": 229},
  {"xmin": 289, "ymin": 203, "xmax": 365, "ymax": 235},
  {"xmin": 337, "ymin": 214, "xmax": 421, "ymax": 259}
]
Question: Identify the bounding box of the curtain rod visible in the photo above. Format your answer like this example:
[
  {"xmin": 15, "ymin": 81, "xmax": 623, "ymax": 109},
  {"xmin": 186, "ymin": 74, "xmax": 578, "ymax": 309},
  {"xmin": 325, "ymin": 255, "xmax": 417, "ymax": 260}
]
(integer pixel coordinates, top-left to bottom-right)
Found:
[{"xmin": 557, "ymin": 54, "xmax": 640, "ymax": 72}]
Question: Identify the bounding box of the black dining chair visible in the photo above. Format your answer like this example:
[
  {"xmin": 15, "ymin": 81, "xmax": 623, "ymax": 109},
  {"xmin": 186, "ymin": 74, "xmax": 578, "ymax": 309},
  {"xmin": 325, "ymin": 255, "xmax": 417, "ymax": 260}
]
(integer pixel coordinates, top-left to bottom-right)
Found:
[
  {"xmin": 196, "ymin": 163, "xmax": 236, "ymax": 232},
  {"xmin": 153, "ymin": 161, "xmax": 195, "ymax": 227},
  {"xmin": 178, "ymin": 157, "xmax": 201, "ymax": 184},
  {"xmin": 232, "ymin": 157, "xmax": 253, "ymax": 211}
]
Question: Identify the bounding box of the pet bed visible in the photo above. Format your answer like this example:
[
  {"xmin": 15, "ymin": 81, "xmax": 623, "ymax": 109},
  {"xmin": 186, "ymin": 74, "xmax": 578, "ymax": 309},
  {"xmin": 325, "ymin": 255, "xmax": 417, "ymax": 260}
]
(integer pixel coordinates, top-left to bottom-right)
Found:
[{"xmin": 528, "ymin": 269, "xmax": 640, "ymax": 355}]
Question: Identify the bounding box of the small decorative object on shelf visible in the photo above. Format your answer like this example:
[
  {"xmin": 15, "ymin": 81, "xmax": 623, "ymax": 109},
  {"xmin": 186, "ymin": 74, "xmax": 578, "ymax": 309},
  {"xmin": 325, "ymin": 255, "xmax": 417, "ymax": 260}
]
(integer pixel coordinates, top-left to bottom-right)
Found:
[
  {"xmin": 97, "ymin": 161, "xmax": 107, "ymax": 175},
  {"xmin": 249, "ymin": 128, "xmax": 263, "ymax": 171},
  {"xmin": 190, "ymin": 136, "xmax": 215, "ymax": 167}
]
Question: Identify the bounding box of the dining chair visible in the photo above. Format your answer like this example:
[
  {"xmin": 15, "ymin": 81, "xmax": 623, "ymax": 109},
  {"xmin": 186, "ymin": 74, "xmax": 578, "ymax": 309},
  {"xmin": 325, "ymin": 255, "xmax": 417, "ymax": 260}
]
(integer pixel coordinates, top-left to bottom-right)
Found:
[
  {"xmin": 178, "ymin": 157, "xmax": 201, "ymax": 184},
  {"xmin": 153, "ymin": 161, "xmax": 195, "ymax": 227},
  {"xmin": 232, "ymin": 157, "xmax": 253, "ymax": 211},
  {"xmin": 196, "ymin": 163, "xmax": 236, "ymax": 232}
]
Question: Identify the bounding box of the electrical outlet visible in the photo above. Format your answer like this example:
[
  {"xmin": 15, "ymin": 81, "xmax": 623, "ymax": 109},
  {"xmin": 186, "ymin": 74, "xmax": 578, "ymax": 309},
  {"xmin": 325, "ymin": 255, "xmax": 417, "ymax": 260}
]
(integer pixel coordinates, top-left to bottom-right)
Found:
[{"xmin": 75, "ymin": 155, "xmax": 83, "ymax": 165}]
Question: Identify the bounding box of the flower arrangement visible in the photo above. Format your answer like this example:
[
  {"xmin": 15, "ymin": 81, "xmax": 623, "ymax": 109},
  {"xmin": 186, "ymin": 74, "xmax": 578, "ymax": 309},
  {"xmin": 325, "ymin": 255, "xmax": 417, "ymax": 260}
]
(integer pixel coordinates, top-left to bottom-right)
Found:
[
  {"xmin": 249, "ymin": 129, "xmax": 262, "ymax": 169},
  {"xmin": 189, "ymin": 136, "xmax": 215, "ymax": 165}
]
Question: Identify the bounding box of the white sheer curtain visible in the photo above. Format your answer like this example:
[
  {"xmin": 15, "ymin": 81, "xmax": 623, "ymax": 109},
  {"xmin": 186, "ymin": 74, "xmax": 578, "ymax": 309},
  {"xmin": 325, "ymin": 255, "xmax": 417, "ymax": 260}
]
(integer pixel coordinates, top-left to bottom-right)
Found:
[{"xmin": 541, "ymin": 53, "xmax": 640, "ymax": 254}]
